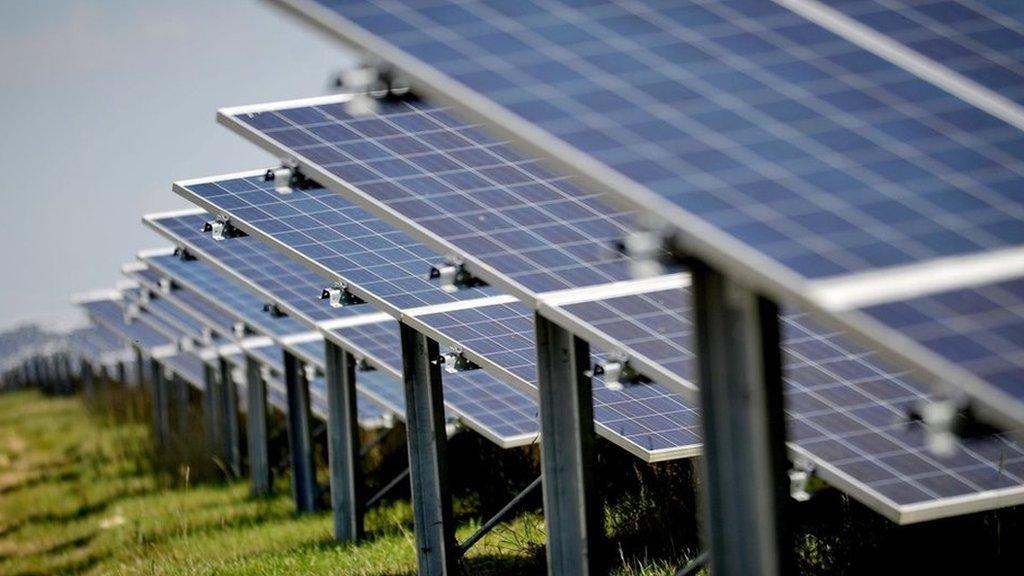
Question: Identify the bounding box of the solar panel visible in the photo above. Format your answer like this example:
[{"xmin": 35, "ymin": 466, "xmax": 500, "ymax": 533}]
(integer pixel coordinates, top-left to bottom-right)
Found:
[
  {"xmin": 859, "ymin": 277, "xmax": 1024, "ymax": 401},
  {"xmin": 130, "ymin": 285, "xmax": 213, "ymax": 344},
  {"xmin": 67, "ymin": 326, "xmax": 125, "ymax": 365},
  {"xmin": 822, "ymin": 0, "xmax": 1024, "ymax": 107},
  {"xmin": 78, "ymin": 295, "xmax": 172, "ymax": 350},
  {"xmin": 131, "ymin": 255, "xmax": 241, "ymax": 337},
  {"xmin": 141, "ymin": 248, "xmax": 308, "ymax": 339},
  {"xmin": 553, "ymin": 285, "xmax": 1024, "ymax": 523},
  {"xmin": 409, "ymin": 301, "xmax": 700, "ymax": 460},
  {"xmin": 173, "ymin": 172, "xmax": 495, "ymax": 315},
  {"xmin": 161, "ymin": 351, "xmax": 207, "ymax": 392},
  {"xmin": 170, "ymin": 177, "xmax": 698, "ymax": 458},
  {"xmin": 144, "ymin": 209, "xmax": 540, "ymax": 447},
  {"xmin": 262, "ymin": 0, "xmax": 1024, "ymax": 426}
]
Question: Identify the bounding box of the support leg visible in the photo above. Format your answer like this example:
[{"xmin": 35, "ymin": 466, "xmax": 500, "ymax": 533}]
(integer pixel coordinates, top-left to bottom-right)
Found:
[
  {"xmin": 284, "ymin": 351, "xmax": 318, "ymax": 513},
  {"xmin": 219, "ymin": 358, "xmax": 242, "ymax": 478},
  {"xmin": 325, "ymin": 341, "xmax": 364, "ymax": 542},
  {"xmin": 535, "ymin": 313, "xmax": 604, "ymax": 576},
  {"xmin": 400, "ymin": 323, "xmax": 456, "ymax": 576},
  {"xmin": 203, "ymin": 362, "xmax": 223, "ymax": 469},
  {"xmin": 150, "ymin": 359, "xmax": 170, "ymax": 451},
  {"xmin": 691, "ymin": 263, "xmax": 792, "ymax": 576},
  {"xmin": 246, "ymin": 355, "xmax": 272, "ymax": 497}
]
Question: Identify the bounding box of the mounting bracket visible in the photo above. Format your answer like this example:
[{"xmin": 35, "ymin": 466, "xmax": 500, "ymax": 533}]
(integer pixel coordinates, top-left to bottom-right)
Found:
[
  {"xmin": 262, "ymin": 302, "xmax": 287, "ymax": 318},
  {"xmin": 587, "ymin": 354, "xmax": 651, "ymax": 390},
  {"xmin": 158, "ymin": 277, "xmax": 174, "ymax": 294},
  {"xmin": 203, "ymin": 217, "xmax": 247, "ymax": 241},
  {"xmin": 788, "ymin": 457, "xmax": 828, "ymax": 502},
  {"xmin": 438, "ymin": 348, "xmax": 479, "ymax": 374},
  {"xmin": 321, "ymin": 284, "xmax": 366, "ymax": 308},
  {"xmin": 428, "ymin": 258, "xmax": 487, "ymax": 293},
  {"xmin": 263, "ymin": 160, "xmax": 310, "ymax": 194}
]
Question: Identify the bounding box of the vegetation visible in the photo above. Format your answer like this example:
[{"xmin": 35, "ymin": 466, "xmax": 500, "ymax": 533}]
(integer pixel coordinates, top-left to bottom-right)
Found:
[{"xmin": 4, "ymin": 385, "xmax": 1024, "ymax": 574}]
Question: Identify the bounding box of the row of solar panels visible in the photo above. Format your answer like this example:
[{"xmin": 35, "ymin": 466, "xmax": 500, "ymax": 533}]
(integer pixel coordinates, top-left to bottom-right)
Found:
[
  {"xmin": 64, "ymin": 157, "xmax": 1021, "ymax": 525},
  {"xmin": 61, "ymin": 0, "xmax": 1024, "ymax": 533}
]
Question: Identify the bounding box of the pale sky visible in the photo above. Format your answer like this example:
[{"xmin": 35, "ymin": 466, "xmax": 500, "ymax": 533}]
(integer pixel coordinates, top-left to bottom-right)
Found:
[{"xmin": 0, "ymin": 1, "xmax": 352, "ymax": 331}]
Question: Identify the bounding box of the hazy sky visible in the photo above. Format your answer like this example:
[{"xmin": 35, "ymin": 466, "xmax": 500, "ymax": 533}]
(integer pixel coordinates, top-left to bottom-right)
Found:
[{"xmin": 0, "ymin": 1, "xmax": 352, "ymax": 331}]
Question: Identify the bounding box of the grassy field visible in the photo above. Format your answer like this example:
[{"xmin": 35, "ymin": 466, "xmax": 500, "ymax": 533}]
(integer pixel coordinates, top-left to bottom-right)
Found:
[{"xmin": 0, "ymin": 390, "xmax": 690, "ymax": 575}]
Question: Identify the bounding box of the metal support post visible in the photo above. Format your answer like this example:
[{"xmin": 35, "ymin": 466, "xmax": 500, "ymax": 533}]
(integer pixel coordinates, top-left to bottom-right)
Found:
[
  {"xmin": 135, "ymin": 347, "xmax": 146, "ymax": 388},
  {"xmin": 325, "ymin": 340, "xmax": 364, "ymax": 542},
  {"xmin": 218, "ymin": 358, "xmax": 242, "ymax": 477},
  {"xmin": 535, "ymin": 313, "xmax": 604, "ymax": 576},
  {"xmin": 691, "ymin": 263, "xmax": 793, "ymax": 576},
  {"xmin": 149, "ymin": 359, "xmax": 170, "ymax": 450},
  {"xmin": 116, "ymin": 361, "xmax": 127, "ymax": 385},
  {"xmin": 171, "ymin": 374, "xmax": 190, "ymax": 438},
  {"xmin": 203, "ymin": 362, "xmax": 223, "ymax": 465},
  {"xmin": 245, "ymin": 355, "xmax": 272, "ymax": 497},
  {"xmin": 400, "ymin": 323, "xmax": 456, "ymax": 576},
  {"xmin": 284, "ymin": 350, "xmax": 318, "ymax": 513}
]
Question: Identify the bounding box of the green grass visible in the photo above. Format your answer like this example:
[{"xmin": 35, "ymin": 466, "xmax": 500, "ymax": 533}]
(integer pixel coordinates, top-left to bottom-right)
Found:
[{"xmin": 0, "ymin": 390, "xmax": 691, "ymax": 575}]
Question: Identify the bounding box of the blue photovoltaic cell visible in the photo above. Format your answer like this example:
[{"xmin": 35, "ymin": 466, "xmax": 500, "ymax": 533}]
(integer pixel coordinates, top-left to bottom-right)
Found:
[
  {"xmin": 555, "ymin": 288, "xmax": 1024, "ymax": 515},
  {"xmin": 201, "ymin": 121, "xmax": 638, "ymax": 296},
  {"xmin": 248, "ymin": 343, "xmax": 285, "ymax": 375},
  {"xmin": 132, "ymin": 263, "xmax": 239, "ymax": 337},
  {"xmin": 831, "ymin": 0, "xmax": 1024, "ymax": 106},
  {"xmin": 286, "ymin": 0, "xmax": 1024, "ymax": 281},
  {"xmin": 415, "ymin": 302, "xmax": 702, "ymax": 457},
  {"xmin": 148, "ymin": 211, "xmax": 537, "ymax": 445},
  {"xmin": 328, "ymin": 318, "xmax": 539, "ymax": 444},
  {"xmin": 861, "ymin": 277, "xmax": 1024, "ymax": 401},
  {"xmin": 136, "ymin": 293, "xmax": 211, "ymax": 343},
  {"xmin": 68, "ymin": 327, "xmax": 118, "ymax": 363},
  {"xmin": 79, "ymin": 298, "xmax": 171, "ymax": 350},
  {"xmin": 307, "ymin": 376, "xmax": 390, "ymax": 426},
  {"xmin": 162, "ymin": 351, "xmax": 207, "ymax": 391},
  {"xmin": 143, "ymin": 251, "xmax": 307, "ymax": 338},
  {"xmin": 292, "ymin": 338, "xmax": 327, "ymax": 369},
  {"xmin": 175, "ymin": 174, "xmax": 497, "ymax": 312}
]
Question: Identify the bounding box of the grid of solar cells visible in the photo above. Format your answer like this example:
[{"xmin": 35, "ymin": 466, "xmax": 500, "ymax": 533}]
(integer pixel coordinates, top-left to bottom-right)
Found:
[
  {"xmin": 143, "ymin": 250, "xmax": 307, "ymax": 338},
  {"xmin": 830, "ymin": 0, "xmax": 1024, "ymax": 106},
  {"xmin": 224, "ymin": 103, "xmax": 640, "ymax": 296},
  {"xmin": 134, "ymin": 261, "xmax": 240, "ymax": 336},
  {"xmin": 75, "ymin": 326, "xmax": 125, "ymax": 360},
  {"xmin": 162, "ymin": 351, "xmax": 207, "ymax": 391},
  {"xmin": 80, "ymin": 299, "xmax": 171, "ymax": 350},
  {"xmin": 175, "ymin": 174, "xmax": 496, "ymax": 312},
  {"xmin": 414, "ymin": 301, "xmax": 702, "ymax": 456},
  {"xmin": 136, "ymin": 293, "xmax": 211, "ymax": 342},
  {"xmin": 306, "ymin": 376, "xmax": 391, "ymax": 427},
  {"xmin": 354, "ymin": 365, "xmax": 408, "ymax": 419},
  {"xmin": 556, "ymin": 287, "xmax": 1024, "ymax": 515},
  {"xmin": 247, "ymin": 343, "xmax": 285, "ymax": 374},
  {"xmin": 292, "ymin": 338, "xmax": 327, "ymax": 369},
  {"xmin": 149, "ymin": 212, "xmax": 369, "ymax": 325},
  {"xmin": 861, "ymin": 277, "xmax": 1024, "ymax": 401},
  {"xmin": 328, "ymin": 319, "xmax": 539, "ymax": 445},
  {"xmin": 290, "ymin": 0, "xmax": 1024, "ymax": 281}
]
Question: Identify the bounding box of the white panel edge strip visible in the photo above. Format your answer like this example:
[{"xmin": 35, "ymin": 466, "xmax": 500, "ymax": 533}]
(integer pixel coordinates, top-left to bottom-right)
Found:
[
  {"xmin": 539, "ymin": 273, "xmax": 690, "ymax": 307},
  {"xmin": 281, "ymin": 331, "xmax": 324, "ymax": 345},
  {"xmin": 136, "ymin": 246, "xmax": 179, "ymax": 259},
  {"xmin": 240, "ymin": 336, "xmax": 275, "ymax": 349},
  {"xmin": 775, "ymin": 0, "xmax": 1024, "ymax": 133},
  {"xmin": 143, "ymin": 207, "xmax": 208, "ymax": 222},
  {"xmin": 150, "ymin": 344, "xmax": 181, "ymax": 359},
  {"xmin": 403, "ymin": 294, "xmax": 520, "ymax": 318},
  {"xmin": 217, "ymin": 343, "xmax": 243, "ymax": 356},
  {"xmin": 809, "ymin": 245, "xmax": 1024, "ymax": 311},
  {"xmin": 71, "ymin": 289, "xmax": 123, "ymax": 304},
  {"xmin": 316, "ymin": 312, "xmax": 393, "ymax": 331},
  {"xmin": 121, "ymin": 261, "xmax": 148, "ymax": 274},
  {"xmin": 174, "ymin": 168, "xmax": 269, "ymax": 188},
  {"xmin": 219, "ymin": 93, "xmax": 353, "ymax": 117}
]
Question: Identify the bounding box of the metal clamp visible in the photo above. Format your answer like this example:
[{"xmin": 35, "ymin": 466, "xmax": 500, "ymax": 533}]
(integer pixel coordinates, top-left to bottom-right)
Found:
[
  {"xmin": 200, "ymin": 326, "xmax": 215, "ymax": 344},
  {"xmin": 428, "ymin": 258, "xmax": 487, "ymax": 293},
  {"xmin": 173, "ymin": 246, "xmax": 195, "ymax": 261},
  {"xmin": 788, "ymin": 458, "xmax": 826, "ymax": 502},
  {"xmin": 335, "ymin": 63, "xmax": 413, "ymax": 116},
  {"xmin": 202, "ymin": 217, "xmax": 247, "ymax": 241},
  {"xmin": 179, "ymin": 337, "xmax": 196, "ymax": 352},
  {"xmin": 259, "ymin": 364, "xmax": 274, "ymax": 382},
  {"xmin": 158, "ymin": 277, "xmax": 174, "ymax": 294},
  {"xmin": 321, "ymin": 284, "xmax": 365, "ymax": 308},
  {"xmin": 263, "ymin": 160, "xmax": 309, "ymax": 194},
  {"xmin": 355, "ymin": 356, "xmax": 375, "ymax": 372},
  {"xmin": 303, "ymin": 364, "xmax": 320, "ymax": 382},
  {"xmin": 123, "ymin": 302, "xmax": 141, "ymax": 324},
  {"xmin": 262, "ymin": 302, "xmax": 287, "ymax": 318},
  {"xmin": 615, "ymin": 229, "xmax": 673, "ymax": 279},
  {"xmin": 919, "ymin": 399, "xmax": 959, "ymax": 456},
  {"xmin": 587, "ymin": 354, "xmax": 651, "ymax": 391},
  {"xmin": 139, "ymin": 289, "xmax": 152, "ymax": 304},
  {"xmin": 438, "ymin": 348, "xmax": 479, "ymax": 374},
  {"xmin": 232, "ymin": 322, "xmax": 248, "ymax": 339}
]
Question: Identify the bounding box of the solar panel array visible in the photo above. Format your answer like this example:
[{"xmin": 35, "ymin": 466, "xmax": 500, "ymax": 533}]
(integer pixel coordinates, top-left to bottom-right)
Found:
[
  {"xmin": 267, "ymin": 0, "xmax": 1024, "ymax": 428},
  {"xmin": 555, "ymin": 285, "xmax": 1024, "ymax": 521},
  {"xmin": 172, "ymin": 176, "xmax": 704, "ymax": 458},
  {"xmin": 145, "ymin": 209, "xmax": 540, "ymax": 446}
]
